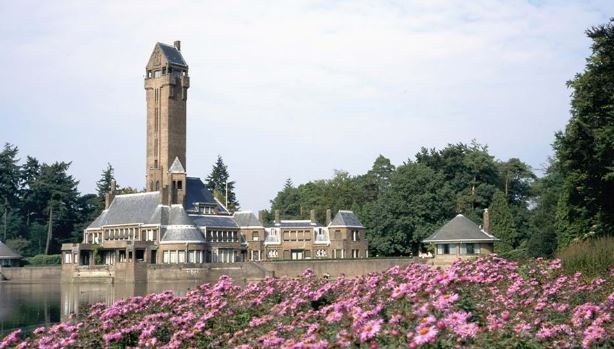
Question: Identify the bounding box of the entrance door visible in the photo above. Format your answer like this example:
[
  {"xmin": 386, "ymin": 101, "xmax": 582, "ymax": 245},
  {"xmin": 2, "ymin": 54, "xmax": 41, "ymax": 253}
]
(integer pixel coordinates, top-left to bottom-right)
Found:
[{"xmin": 291, "ymin": 250, "xmax": 304, "ymax": 260}]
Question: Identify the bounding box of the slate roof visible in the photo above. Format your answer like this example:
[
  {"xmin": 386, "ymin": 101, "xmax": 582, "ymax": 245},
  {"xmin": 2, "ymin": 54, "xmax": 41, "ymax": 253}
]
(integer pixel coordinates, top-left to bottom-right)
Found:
[
  {"xmin": 190, "ymin": 215, "xmax": 238, "ymax": 229},
  {"xmin": 270, "ymin": 220, "xmax": 323, "ymax": 229},
  {"xmin": 184, "ymin": 177, "xmax": 218, "ymax": 209},
  {"xmin": 169, "ymin": 157, "xmax": 185, "ymax": 173},
  {"xmin": 233, "ymin": 211, "xmax": 262, "ymax": 227},
  {"xmin": 161, "ymin": 226, "xmax": 205, "ymax": 243},
  {"xmin": 329, "ymin": 210, "xmax": 364, "ymax": 228},
  {"xmin": 158, "ymin": 43, "xmax": 187, "ymax": 67},
  {"xmin": 0, "ymin": 241, "xmax": 22, "ymax": 259},
  {"xmin": 423, "ymin": 214, "xmax": 499, "ymax": 243},
  {"xmin": 87, "ymin": 192, "xmax": 161, "ymax": 229},
  {"xmin": 169, "ymin": 205, "xmax": 194, "ymax": 226}
]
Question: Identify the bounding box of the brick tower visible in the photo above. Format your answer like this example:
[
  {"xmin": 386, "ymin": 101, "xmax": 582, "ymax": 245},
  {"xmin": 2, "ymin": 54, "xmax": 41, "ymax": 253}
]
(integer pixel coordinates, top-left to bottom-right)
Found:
[{"xmin": 144, "ymin": 41, "xmax": 190, "ymax": 192}]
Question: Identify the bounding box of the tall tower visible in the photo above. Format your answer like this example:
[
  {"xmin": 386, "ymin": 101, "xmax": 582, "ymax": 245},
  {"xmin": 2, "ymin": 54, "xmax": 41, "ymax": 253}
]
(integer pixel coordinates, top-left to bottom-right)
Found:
[{"xmin": 144, "ymin": 41, "xmax": 190, "ymax": 192}]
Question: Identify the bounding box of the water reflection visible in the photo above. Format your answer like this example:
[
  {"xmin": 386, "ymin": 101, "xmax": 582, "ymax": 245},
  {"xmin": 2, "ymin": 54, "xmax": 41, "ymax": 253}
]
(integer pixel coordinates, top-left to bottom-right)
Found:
[{"xmin": 0, "ymin": 280, "xmax": 206, "ymax": 336}]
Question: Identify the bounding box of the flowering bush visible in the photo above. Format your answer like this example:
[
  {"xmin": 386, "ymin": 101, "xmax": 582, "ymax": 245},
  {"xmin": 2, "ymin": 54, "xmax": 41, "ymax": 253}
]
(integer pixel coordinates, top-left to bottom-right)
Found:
[{"xmin": 1, "ymin": 256, "xmax": 612, "ymax": 348}]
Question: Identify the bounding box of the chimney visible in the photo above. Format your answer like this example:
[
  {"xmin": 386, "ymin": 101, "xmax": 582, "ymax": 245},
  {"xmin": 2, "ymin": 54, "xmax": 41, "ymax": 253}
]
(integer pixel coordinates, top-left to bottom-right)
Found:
[
  {"xmin": 104, "ymin": 180, "xmax": 117, "ymax": 209},
  {"xmin": 258, "ymin": 210, "xmax": 265, "ymax": 226},
  {"xmin": 274, "ymin": 210, "xmax": 280, "ymax": 224},
  {"xmin": 326, "ymin": 209, "xmax": 332, "ymax": 225},
  {"xmin": 483, "ymin": 208, "xmax": 490, "ymax": 233},
  {"xmin": 160, "ymin": 185, "xmax": 169, "ymax": 205},
  {"xmin": 310, "ymin": 209, "xmax": 316, "ymax": 224},
  {"xmin": 174, "ymin": 40, "xmax": 181, "ymax": 51}
]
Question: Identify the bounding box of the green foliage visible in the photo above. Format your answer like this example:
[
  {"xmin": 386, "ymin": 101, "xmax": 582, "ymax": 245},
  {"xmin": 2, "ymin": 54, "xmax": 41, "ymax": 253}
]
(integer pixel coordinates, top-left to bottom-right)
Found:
[
  {"xmin": 554, "ymin": 19, "xmax": 614, "ymax": 245},
  {"xmin": 206, "ymin": 155, "xmax": 240, "ymax": 211},
  {"xmin": 5, "ymin": 238, "xmax": 30, "ymax": 256},
  {"xmin": 95, "ymin": 163, "xmax": 115, "ymax": 209},
  {"xmin": 489, "ymin": 191, "xmax": 518, "ymax": 254},
  {"xmin": 24, "ymin": 254, "xmax": 61, "ymax": 265},
  {"xmin": 557, "ymin": 236, "xmax": 614, "ymax": 278}
]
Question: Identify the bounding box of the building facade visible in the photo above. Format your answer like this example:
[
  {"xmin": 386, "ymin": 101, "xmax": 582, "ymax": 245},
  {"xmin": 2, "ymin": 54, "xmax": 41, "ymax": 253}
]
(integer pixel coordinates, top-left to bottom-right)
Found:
[{"xmin": 61, "ymin": 41, "xmax": 368, "ymax": 274}]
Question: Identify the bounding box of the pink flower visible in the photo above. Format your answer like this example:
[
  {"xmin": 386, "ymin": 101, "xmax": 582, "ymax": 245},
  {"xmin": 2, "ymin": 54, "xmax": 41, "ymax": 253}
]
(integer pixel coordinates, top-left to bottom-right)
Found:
[
  {"xmin": 359, "ymin": 319, "xmax": 383, "ymax": 342},
  {"xmin": 414, "ymin": 326, "xmax": 438, "ymax": 345}
]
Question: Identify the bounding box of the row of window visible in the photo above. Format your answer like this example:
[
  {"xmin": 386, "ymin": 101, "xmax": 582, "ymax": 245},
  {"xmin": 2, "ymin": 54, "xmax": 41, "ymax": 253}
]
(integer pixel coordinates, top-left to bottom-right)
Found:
[
  {"xmin": 259, "ymin": 248, "xmax": 367, "ymax": 260},
  {"xmin": 437, "ymin": 243, "xmax": 479, "ymax": 255},
  {"xmin": 162, "ymin": 250, "xmax": 204, "ymax": 264},
  {"xmin": 161, "ymin": 249, "xmax": 239, "ymax": 264},
  {"xmin": 88, "ymin": 228, "xmax": 157, "ymax": 243}
]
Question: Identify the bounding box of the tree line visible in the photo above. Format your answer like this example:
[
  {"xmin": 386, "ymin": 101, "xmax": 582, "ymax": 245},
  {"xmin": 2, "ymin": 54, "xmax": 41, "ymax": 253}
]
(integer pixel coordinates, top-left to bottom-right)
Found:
[{"xmin": 266, "ymin": 20, "xmax": 614, "ymax": 258}]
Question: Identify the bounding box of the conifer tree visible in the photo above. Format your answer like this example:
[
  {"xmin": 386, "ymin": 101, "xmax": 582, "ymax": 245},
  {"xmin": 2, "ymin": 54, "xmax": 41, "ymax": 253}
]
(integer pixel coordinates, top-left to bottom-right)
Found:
[
  {"xmin": 554, "ymin": 20, "xmax": 614, "ymax": 244},
  {"xmin": 95, "ymin": 163, "xmax": 117, "ymax": 212},
  {"xmin": 489, "ymin": 190, "xmax": 518, "ymax": 253},
  {"xmin": 206, "ymin": 155, "xmax": 239, "ymax": 211}
]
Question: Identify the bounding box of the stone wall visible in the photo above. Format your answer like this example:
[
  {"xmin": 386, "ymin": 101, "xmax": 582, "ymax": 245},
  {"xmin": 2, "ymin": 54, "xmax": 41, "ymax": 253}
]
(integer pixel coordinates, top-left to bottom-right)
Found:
[
  {"xmin": 260, "ymin": 258, "xmax": 419, "ymax": 278},
  {"xmin": 147, "ymin": 262, "xmax": 271, "ymax": 283},
  {"xmin": 0, "ymin": 266, "xmax": 61, "ymax": 282}
]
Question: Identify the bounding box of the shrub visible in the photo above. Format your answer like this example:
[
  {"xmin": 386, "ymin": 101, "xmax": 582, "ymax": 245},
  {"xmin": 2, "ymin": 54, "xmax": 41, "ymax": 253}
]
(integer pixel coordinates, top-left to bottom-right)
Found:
[
  {"xmin": 24, "ymin": 254, "xmax": 61, "ymax": 265},
  {"xmin": 557, "ymin": 236, "xmax": 614, "ymax": 278}
]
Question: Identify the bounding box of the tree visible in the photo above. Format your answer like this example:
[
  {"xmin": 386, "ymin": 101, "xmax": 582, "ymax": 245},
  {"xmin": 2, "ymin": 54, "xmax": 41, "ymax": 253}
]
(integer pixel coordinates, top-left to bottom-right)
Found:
[
  {"xmin": 95, "ymin": 163, "xmax": 117, "ymax": 211},
  {"xmin": 206, "ymin": 155, "xmax": 239, "ymax": 211},
  {"xmin": 489, "ymin": 191, "xmax": 518, "ymax": 253},
  {"xmin": 367, "ymin": 162, "xmax": 454, "ymax": 256},
  {"xmin": 270, "ymin": 178, "xmax": 301, "ymax": 219},
  {"xmin": 553, "ymin": 20, "xmax": 614, "ymax": 245}
]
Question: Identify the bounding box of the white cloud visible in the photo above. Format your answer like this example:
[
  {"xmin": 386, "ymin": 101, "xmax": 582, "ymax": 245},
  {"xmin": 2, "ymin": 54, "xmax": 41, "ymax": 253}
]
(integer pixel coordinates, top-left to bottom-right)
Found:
[{"xmin": 0, "ymin": 0, "xmax": 612, "ymax": 210}]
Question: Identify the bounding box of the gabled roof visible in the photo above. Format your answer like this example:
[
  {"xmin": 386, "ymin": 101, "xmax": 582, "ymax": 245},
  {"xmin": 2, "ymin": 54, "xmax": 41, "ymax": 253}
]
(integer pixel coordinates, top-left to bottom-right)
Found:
[
  {"xmin": 169, "ymin": 157, "xmax": 185, "ymax": 173},
  {"xmin": 423, "ymin": 214, "xmax": 498, "ymax": 243},
  {"xmin": 157, "ymin": 43, "xmax": 187, "ymax": 66},
  {"xmin": 233, "ymin": 211, "xmax": 262, "ymax": 227},
  {"xmin": 0, "ymin": 241, "xmax": 22, "ymax": 259},
  {"xmin": 87, "ymin": 192, "xmax": 161, "ymax": 229},
  {"xmin": 329, "ymin": 210, "xmax": 364, "ymax": 228}
]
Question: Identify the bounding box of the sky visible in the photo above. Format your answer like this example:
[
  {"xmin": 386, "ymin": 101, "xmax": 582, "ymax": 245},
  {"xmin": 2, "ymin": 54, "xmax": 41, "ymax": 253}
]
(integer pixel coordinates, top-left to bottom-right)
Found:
[{"xmin": 1, "ymin": 0, "xmax": 613, "ymax": 212}]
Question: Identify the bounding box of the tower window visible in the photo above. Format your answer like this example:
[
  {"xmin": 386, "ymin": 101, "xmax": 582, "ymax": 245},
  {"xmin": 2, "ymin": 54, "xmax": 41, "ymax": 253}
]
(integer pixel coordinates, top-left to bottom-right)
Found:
[
  {"xmin": 154, "ymin": 159, "xmax": 158, "ymax": 168},
  {"xmin": 177, "ymin": 181, "xmax": 183, "ymax": 190},
  {"xmin": 154, "ymin": 70, "xmax": 161, "ymax": 78},
  {"xmin": 162, "ymin": 67, "xmax": 166, "ymax": 75}
]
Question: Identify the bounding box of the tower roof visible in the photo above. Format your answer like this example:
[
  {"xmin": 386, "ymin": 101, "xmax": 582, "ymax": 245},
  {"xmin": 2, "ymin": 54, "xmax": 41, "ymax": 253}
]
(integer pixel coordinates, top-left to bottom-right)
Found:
[
  {"xmin": 169, "ymin": 157, "xmax": 186, "ymax": 173},
  {"xmin": 329, "ymin": 210, "xmax": 364, "ymax": 228},
  {"xmin": 146, "ymin": 42, "xmax": 188, "ymax": 70}
]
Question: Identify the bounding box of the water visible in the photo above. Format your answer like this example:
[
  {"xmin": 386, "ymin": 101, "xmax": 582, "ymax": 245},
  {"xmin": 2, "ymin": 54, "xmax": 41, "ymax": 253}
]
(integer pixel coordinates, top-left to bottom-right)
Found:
[{"xmin": 0, "ymin": 281, "xmax": 207, "ymax": 337}]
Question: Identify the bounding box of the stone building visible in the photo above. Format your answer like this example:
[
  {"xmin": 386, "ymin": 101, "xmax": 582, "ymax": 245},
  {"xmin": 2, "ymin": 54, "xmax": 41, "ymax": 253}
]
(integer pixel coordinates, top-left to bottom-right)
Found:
[
  {"xmin": 422, "ymin": 209, "xmax": 498, "ymax": 264},
  {"xmin": 61, "ymin": 41, "xmax": 368, "ymax": 276}
]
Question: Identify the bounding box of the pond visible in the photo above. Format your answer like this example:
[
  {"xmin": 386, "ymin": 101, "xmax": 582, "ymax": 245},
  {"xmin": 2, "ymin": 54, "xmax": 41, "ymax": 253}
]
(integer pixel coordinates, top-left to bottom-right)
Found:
[{"xmin": 0, "ymin": 281, "xmax": 207, "ymax": 337}]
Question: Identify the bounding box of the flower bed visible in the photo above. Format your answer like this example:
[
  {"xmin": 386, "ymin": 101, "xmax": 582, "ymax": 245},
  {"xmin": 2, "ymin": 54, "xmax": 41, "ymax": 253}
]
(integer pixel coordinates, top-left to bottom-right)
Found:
[{"xmin": 1, "ymin": 256, "xmax": 612, "ymax": 348}]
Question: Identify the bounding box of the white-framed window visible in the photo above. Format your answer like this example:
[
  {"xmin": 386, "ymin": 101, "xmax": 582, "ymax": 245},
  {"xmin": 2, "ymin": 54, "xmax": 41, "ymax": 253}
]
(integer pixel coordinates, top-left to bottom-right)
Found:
[
  {"xmin": 251, "ymin": 250, "xmax": 260, "ymax": 261},
  {"xmin": 178, "ymin": 251, "xmax": 186, "ymax": 263},
  {"xmin": 352, "ymin": 230, "xmax": 359, "ymax": 241},
  {"xmin": 352, "ymin": 249, "xmax": 359, "ymax": 258},
  {"xmin": 64, "ymin": 253, "xmax": 72, "ymax": 264},
  {"xmin": 267, "ymin": 250, "xmax": 278, "ymax": 258},
  {"xmin": 170, "ymin": 251, "xmax": 177, "ymax": 264},
  {"xmin": 316, "ymin": 249, "xmax": 327, "ymax": 258},
  {"xmin": 163, "ymin": 251, "xmax": 170, "ymax": 264},
  {"xmin": 188, "ymin": 250, "xmax": 196, "ymax": 263}
]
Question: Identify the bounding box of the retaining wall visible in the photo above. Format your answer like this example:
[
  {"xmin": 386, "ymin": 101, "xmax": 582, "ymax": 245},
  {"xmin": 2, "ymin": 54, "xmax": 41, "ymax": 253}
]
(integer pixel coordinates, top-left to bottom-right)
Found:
[
  {"xmin": 0, "ymin": 266, "xmax": 61, "ymax": 283},
  {"xmin": 261, "ymin": 258, "xmax": 420, "ymax": 278}
]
